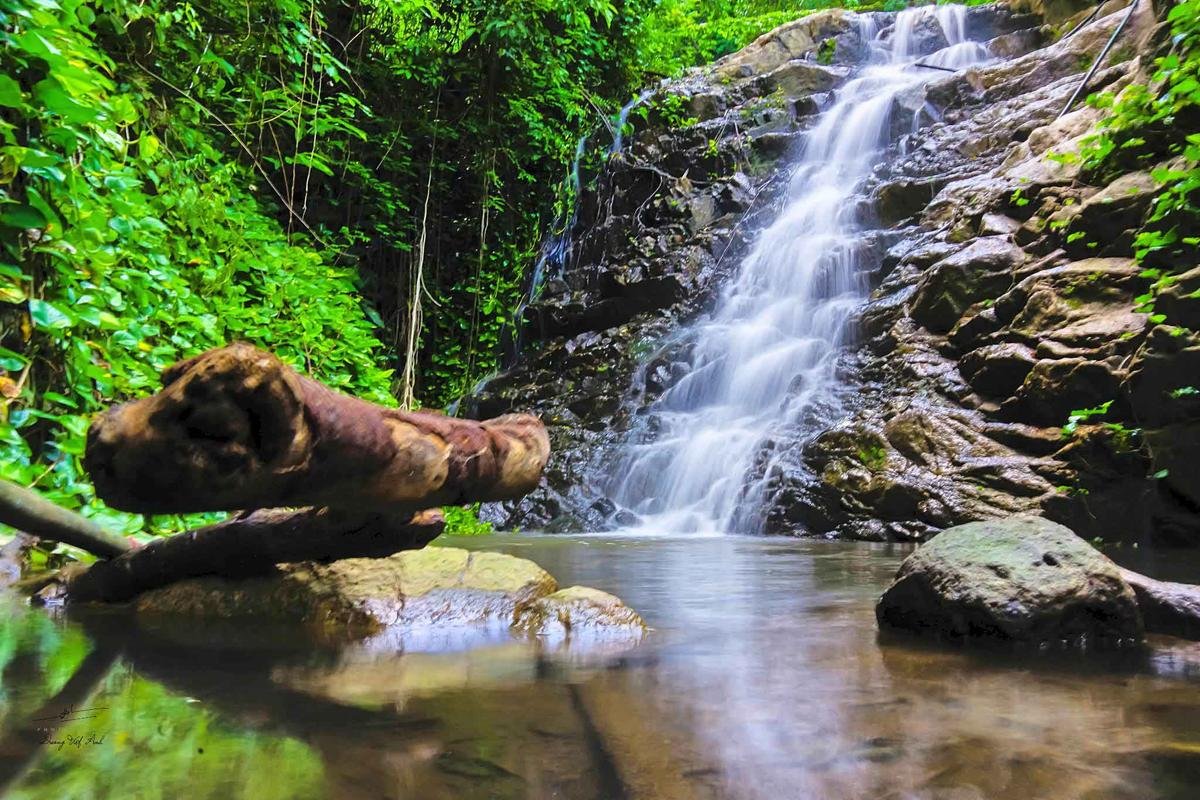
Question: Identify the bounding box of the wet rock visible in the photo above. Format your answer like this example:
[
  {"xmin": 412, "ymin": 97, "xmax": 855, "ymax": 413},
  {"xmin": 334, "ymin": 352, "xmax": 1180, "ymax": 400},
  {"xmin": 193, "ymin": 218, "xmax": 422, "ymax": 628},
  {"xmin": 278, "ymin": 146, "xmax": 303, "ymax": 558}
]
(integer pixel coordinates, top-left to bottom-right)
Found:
[
  {"xmin": 993, "ymin": 258, "xmax": 1148, "ymax": 354},
  {"xmin": 514, "ymin": 586, "xmax": 646, "ymax": 639},
  {"xmin": 793, "ymin": 399, "xmax": 1056, "ymax": 540},
  {"xmin": 960, "ymin": 342, "xmax": 1037, "ymax": 397},
  {"xmin": 909, "ymin": 237, "xmax": 1026, "ymax": 333},
  {"xmin": 1003, "ymin": 357, "xmax": 1123, "ymax": 425},
  {"xmin": 1059, "ymin": 169, "xmax": 1161, "ymax": 254},
  {"xmin": 688, "ymin": 91, "xmax": 726, "ymax": 122},
  {"xmin": 1156, "ymin": 266, "xmax": 1200, "ymax": 331},
  {"xmin": 135, "ymin": 547, "xmax": 644, "ymax": 646},
  {"xmin": 986, "ymin": 27, "xmax": 1046, "ymax": 59},
  {"xmin": 876, "ymin": 515, "xmax": 1143, "ymax": 645},
  {"xmin": 1127, "ymin": 327, "xmax": 1200, "ymax": 428},
  {"xmin": 758, "ymin": 61, "xmax": 843, "ymax": 98},
  {"xmin": 874, "ymin": 177, "xmax": 948, "ymax": 226},
  {"xmin": 1008, "ymin": 0, "xmax": 1102, "ymax": 26},
  {"xmin": 713, "ymin": 9, "xmax": 858, "ymax": 80},
  {"xmin": 949, "ymin": 304, "xmax": 1003, "ymax": 351}
]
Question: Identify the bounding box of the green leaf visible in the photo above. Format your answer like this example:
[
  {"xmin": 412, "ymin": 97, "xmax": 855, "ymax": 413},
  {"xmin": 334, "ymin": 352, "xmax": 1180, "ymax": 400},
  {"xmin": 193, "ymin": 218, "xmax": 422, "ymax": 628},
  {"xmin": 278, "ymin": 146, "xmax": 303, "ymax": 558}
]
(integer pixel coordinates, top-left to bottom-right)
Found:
[
  {"xmin": 33, "ymin": 78, "xmax": 99, "ymax": 125},
  {"xmin": 0, "ymin": 204, "xmax": 47, "ymax": 229},
  {"xmin": 28, "ymin": 299, "xmax": 72, "ymax": 331},
  {"xmin": 0, "ymin": 75, "xmax": 22, "ymax": 109}
]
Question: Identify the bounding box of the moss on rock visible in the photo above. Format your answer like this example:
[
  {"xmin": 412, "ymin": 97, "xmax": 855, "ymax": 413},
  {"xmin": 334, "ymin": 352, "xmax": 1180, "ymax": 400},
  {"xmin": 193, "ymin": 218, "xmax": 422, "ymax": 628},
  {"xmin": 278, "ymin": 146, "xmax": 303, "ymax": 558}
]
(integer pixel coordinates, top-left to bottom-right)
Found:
[
  {"xmin": 876, "ymin": 516, "xmax": 1143, "ymax": 646},
  {"xmin": 135, "ymin": 547, "xmax": 641, "ymax": 646}
]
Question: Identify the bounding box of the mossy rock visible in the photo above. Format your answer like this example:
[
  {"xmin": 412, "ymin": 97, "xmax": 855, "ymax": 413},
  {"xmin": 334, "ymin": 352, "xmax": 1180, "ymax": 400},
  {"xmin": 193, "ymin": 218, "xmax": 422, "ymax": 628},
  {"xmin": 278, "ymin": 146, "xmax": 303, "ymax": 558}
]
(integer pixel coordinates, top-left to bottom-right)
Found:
[
  {"xmin": 514, "ymin": 586, "xmax": 647, "ymax": 640},
  {"xmin": 135, "ymin": 548, "xmax": 644, "ymax": 646},
  {"xmin": 876, "ymin": 516, "xmax": 1142, "ymax": 647}
]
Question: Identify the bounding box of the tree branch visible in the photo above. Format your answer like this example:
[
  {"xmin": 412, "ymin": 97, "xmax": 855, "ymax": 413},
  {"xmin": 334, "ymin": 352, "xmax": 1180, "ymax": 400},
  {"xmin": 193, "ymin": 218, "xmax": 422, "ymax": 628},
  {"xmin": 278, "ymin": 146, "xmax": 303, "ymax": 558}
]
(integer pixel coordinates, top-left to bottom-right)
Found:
[
  {"xmin": 1120, "ymin": 567, "xmax": 1200, "ymax": 641},
  {"xmin": 0, "ymin": 480, "xmax": 133, "ymax": 559},
  {"xmin": 65, "ymin": 506, "xmax": 445, "ymax": 603}
]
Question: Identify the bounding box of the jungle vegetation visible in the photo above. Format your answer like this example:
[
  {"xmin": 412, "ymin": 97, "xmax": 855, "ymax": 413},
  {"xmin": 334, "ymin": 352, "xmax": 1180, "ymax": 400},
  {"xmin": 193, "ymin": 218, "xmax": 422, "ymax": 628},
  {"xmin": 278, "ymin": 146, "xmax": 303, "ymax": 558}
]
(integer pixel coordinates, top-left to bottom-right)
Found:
[
  {"xmin": 0, "ymin": 0, "xmax": 887, "ymax": 542},
  {"xmin": 2, "ymin": 0, "xmax": 1196, "ymax": 545}
]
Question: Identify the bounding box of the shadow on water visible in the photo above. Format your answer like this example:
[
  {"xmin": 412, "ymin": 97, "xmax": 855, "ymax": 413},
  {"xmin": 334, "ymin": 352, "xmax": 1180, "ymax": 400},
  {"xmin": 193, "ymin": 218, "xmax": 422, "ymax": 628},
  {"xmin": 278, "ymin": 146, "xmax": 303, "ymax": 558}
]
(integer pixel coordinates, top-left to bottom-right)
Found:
[{"xmin": 4, "ymin": 536, "xmax": 1200, "ymax": 799}]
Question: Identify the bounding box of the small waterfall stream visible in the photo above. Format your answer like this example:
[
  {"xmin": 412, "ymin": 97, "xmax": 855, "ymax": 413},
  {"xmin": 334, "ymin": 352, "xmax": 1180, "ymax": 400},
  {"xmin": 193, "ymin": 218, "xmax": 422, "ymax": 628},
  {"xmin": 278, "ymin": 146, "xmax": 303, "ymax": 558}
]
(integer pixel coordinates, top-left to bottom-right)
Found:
[
  {"xmin": 610, "ymin": 5, "xmax": 989, "ymax": 535},
  {"xmin": 505, "ymin": 91, "xmax": 655, "ymax": 366}
]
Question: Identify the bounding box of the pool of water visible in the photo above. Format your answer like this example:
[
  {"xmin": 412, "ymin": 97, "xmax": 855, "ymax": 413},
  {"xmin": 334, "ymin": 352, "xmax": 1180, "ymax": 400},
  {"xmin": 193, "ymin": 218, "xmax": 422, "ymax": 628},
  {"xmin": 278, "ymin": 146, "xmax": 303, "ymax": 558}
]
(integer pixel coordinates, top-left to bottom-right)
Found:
[{"xmin": 4, "ymin": 535, "xmax": 1200, "ymax": 799}]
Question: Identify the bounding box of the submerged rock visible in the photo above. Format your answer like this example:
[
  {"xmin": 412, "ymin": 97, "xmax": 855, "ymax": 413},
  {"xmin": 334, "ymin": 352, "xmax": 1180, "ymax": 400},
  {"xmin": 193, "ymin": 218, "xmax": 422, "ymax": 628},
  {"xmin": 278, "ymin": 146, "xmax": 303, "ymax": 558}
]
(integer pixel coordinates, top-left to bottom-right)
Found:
[
  {"xmin": 135, "ymin": 547, "xmax": 645, "ymax": 647},
  {"xmin": 514, "ymin": 585, "xmax": 646, "ymax": 640},
  {"xmin": 876, "ymin": 516, "xmax": 1143, "ymax": 646}
]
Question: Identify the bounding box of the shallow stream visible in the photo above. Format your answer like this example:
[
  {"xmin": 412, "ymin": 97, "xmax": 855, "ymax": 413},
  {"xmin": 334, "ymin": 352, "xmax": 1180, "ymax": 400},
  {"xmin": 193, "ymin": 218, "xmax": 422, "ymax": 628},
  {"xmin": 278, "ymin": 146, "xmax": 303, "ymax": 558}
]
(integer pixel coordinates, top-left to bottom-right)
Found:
[{"xmin": 3, "ymin": 535, "xmax": 1200, "ymax": 799}]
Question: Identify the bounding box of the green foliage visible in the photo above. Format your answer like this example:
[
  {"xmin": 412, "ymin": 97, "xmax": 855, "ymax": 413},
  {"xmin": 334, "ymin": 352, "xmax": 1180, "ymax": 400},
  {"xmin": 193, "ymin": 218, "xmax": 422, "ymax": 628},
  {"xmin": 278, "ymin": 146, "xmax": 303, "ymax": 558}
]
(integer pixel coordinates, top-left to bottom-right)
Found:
[
  {"xmin": 655, "ymin": 91, "xmax": 702, "ymax": 129},
  {"xmin": 633, "ymin": 0, "xmax": 811, "ymax": 76},
  {"xmin": 1081, "ymin": 0, "xmax": 1200, "ymax": 326},
  {"xmin": 856, "ymin": 443, "xmax": 888, "ymax": 471},
  {"xmin": 817, "ymin": 37, "xmax": 838, "ymax": 65},
  {"xmin": 442, "ymin": 503, "xmax": 495, "ymax": 536},
  {"xmin": 629, "ymin": 0, "xmax": 957, "ymax": 78},
  {"xmin": 0, "ymin": 0, "xmax": 394, "ymax": 538},
  {"xmin": 1061, "ymin": 401, "xmax": 1113, "ymax": 438}
]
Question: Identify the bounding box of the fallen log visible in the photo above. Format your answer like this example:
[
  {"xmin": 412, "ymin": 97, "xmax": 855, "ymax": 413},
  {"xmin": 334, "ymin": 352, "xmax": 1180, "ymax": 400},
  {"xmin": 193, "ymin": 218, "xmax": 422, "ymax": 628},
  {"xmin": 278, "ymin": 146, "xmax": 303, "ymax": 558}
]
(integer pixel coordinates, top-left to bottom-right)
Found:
[
  {"xmin": 65, "ymin": 506, "xmax": 445, "ymax": 603},
  {"xmin": 84, "ymin": 342, "xmax": 549, "ymax": 515},
  {"xmin": 1120, "ymin": 567, "xmax": 1200, "ymax": 642},
  {"xmin": 0, "ymin": 479, "xmax": 133, "ymax": 559}
]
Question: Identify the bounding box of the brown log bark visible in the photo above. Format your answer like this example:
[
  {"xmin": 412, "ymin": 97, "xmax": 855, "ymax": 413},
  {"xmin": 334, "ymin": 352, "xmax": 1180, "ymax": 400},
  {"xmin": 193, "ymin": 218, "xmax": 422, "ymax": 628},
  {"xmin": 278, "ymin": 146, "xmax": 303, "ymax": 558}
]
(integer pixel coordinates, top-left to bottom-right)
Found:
[
  {"xmin": 65, "ymin": 506, "xmax": 445, "ymax": 604},
  {"xmin": 1120, "ymin": 567, "xmax": 1200, "ymax": 642},
  {"xmin": 84, "ymin": 342, "xmax": 549, "ymax": 514},
  {"xmin": 0, "ymin": 479, "xmax": 133, "ymax": 558}
]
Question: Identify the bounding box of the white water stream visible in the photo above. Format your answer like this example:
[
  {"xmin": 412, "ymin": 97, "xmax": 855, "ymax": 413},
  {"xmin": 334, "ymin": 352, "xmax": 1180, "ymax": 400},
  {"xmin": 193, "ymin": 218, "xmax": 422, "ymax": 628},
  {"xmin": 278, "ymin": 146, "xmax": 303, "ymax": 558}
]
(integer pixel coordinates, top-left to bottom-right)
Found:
[{"xmin": 610, "ymin": 5, "xmax": 989, "ymax": 535}]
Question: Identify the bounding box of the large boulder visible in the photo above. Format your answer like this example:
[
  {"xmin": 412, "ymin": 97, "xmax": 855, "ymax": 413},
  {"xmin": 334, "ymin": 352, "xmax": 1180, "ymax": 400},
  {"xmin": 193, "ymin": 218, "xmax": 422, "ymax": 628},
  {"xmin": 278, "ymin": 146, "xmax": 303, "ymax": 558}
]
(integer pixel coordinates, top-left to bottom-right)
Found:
[
  {"xmin": 876, "ymin": 516, "xmax": 1143, "ymax": 646},
  {"xmin": 135, "ymin": 547, "xmax": 645, "ymax": 647}
]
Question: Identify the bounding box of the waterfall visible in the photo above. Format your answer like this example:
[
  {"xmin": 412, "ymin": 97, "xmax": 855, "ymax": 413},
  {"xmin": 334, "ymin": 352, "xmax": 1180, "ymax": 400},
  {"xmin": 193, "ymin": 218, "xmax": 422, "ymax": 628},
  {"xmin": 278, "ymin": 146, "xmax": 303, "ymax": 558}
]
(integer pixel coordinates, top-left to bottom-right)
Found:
[
  {"xmin": 609, "ymin": 5, "xmax": 990, "ymax": 535},
  {"xmin": 504, "ymin": 89, "xmax": 659, "ymax": 366},
  {"xmin": 611, "ymin": 89, "xmax": 654, "ymax": 155}
]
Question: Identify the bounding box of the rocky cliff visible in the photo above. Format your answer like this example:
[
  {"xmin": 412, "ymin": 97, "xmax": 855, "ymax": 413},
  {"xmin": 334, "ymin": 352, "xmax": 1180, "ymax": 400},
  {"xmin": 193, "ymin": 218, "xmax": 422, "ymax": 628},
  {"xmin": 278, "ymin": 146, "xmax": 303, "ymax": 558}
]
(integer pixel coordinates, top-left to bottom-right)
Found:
[{"xmin": 465, "ymin": 0, "xmax": 1200, "ymax": 545}]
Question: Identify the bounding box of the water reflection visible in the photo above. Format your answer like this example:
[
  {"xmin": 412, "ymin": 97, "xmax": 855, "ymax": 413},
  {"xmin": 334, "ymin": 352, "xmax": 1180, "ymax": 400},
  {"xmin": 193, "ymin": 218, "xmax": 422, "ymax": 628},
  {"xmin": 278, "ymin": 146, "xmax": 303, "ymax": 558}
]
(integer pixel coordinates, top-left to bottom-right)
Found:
[{"xmin": 3, "ymin": 536, "xmax": 1200, "ymax": 799}]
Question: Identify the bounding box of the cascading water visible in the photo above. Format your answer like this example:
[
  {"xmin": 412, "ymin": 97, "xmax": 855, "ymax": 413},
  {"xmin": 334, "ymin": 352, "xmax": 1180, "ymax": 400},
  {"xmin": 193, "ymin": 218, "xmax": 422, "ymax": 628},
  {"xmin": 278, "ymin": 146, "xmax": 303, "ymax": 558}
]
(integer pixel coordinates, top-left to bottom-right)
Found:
[
  {"xmin": 504, "ymin": 90, "xmax": 656, "ymax": 366},
  {"xmin": 610, "ymin": 5, "xmax": 989, "ymax": 535},
  {"xmin": 520, "ymin": 136, "xmax": 589, "ymax": 312},
  {"xmin": 611, "ymin": 88, "xmax": 655, "ymax": 155}
]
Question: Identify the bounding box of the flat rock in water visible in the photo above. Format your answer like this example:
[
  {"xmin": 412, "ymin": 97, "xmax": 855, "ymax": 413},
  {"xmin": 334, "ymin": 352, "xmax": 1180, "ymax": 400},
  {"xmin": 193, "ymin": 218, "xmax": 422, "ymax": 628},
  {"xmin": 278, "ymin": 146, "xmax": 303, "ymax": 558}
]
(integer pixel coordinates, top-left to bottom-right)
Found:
[
  {"xmin": 876, "ymin": 516, "xmax": 1143, "ymax": 646},
  {"xmin": 135, "ymin": 547, "xmax": 645, "ymax": 647}
]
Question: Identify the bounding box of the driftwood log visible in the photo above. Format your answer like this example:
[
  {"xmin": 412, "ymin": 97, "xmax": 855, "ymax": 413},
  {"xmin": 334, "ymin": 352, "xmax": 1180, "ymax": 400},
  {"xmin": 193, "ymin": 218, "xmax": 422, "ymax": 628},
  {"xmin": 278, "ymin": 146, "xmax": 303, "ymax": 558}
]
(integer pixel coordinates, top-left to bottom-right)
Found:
[
  {"xmin": 1120, "ymin": 568, "xmax": 1200, "ymax": 641},
  {"xmin": 0, "ymin": 343, "xmax": 550, "ymax": 604},
  {"xmin": 64, "ymin": 507, "xmax": 445, "ymax": 603},
  {"xmin": 84, "ymin": 342, "xmax": 549, "ymax": 515}
]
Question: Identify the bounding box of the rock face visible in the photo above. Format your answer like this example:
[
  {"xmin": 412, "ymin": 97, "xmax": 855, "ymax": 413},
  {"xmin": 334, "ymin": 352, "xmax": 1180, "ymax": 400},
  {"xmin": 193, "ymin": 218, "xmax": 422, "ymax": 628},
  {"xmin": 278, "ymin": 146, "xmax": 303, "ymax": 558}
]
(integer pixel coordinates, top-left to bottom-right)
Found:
[
  {"xmin": 466, "ymin": 1, "xmax": 1200, "ymax": 546},
  {"xmin": 876, "ymin": 516, "xmax": 1143, "ymax": 645},
  {"xmin": 135, "ymin": 547, "xmax": 645, "ymax": 646}
]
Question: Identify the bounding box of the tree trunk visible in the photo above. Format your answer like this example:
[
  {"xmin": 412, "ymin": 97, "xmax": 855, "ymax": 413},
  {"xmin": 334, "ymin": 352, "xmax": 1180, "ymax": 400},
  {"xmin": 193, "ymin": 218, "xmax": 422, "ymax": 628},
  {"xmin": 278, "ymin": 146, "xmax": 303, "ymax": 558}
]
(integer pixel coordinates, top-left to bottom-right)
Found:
[
  {"xmin": 1120, "ymin": 567, "xmax": 1200, "ymax": 641},
  {"xmin": 84, "ymin": 343, "xmax": 549, "ymax": 514},
  {"xmin": 65, "ymin": 506, "xmax": 445, "ymax": 604}
]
